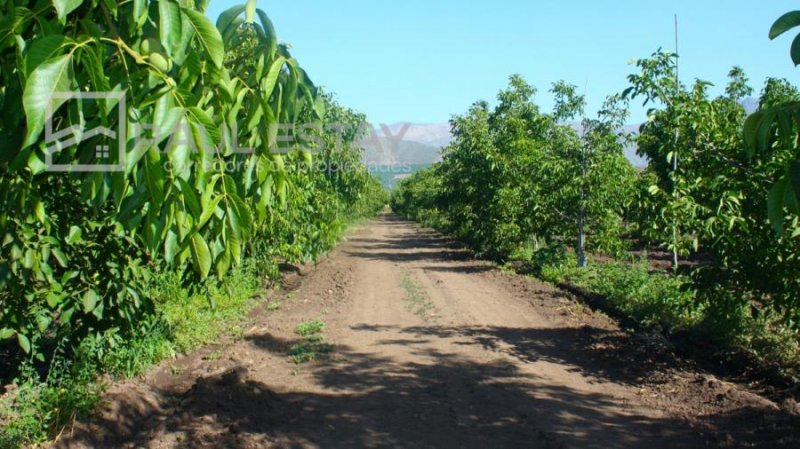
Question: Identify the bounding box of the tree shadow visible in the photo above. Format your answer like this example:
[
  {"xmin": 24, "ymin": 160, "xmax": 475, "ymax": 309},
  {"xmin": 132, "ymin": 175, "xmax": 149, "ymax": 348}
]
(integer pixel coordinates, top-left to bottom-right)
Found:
[
  {"xmin": 416, "ymin": 264, "xmax": 494, "ymax": 274},
  {"xmin": 346, "ymin": 324, "xmax": 673, "ymax": 386},
  {"xmin": 66, "ymin": 329, "xmax": 706, "ymax": 449},
  {"xmin": 62, "ymin": 326, "xmax": 800, "ymax": 449}
]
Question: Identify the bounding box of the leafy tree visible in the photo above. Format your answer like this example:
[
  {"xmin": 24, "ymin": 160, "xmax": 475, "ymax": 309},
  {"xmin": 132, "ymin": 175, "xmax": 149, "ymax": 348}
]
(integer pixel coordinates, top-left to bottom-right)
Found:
[
  {"xmin": 393, "ymin": 75, "xmax": 635, "ymax": 262},
  {"xmin": 743, "ymin": 11, "xmax": 800, "ymax": 233},
  {"xmin": 0, "ymin": 1, "xmax": 386, "ymax": 364}
]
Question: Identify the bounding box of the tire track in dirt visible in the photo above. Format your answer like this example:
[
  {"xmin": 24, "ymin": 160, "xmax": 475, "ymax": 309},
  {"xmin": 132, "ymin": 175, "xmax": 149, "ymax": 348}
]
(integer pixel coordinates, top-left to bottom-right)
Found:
[{"xmin": 56, "ymin": 215, "xmax": 795, "ymax": 449}]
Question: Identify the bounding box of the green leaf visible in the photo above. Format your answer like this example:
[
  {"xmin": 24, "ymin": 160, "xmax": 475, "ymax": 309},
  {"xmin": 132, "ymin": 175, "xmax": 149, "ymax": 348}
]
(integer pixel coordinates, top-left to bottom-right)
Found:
[
  {"xmin": 37, "ymin": 314, "xmax": 52, "ymax": 333},
  {"xmin": 769, "ymin": 177, "xmax": 789, "ymax": 235},
  {"xmin": 0, "ymin": 328, "xmax": 14, "ymax": 340},
  {"xmin": 181, "ymin": 7, "xmax": 225, "ymax": 68},
  {"xmin": 770, "ymin": 11, "xmax": 800, "ymax": 39},
  {"xmin": 198, "ymin": 195, "xmax": 223, "ymax": 230},
  {"xmin": 153, "ymin": 93, "xmax": 181, "ymax": 146},
  {"xmin": 216, "ymin": 5, "xmax": 246, "ymax": 33},
  {"xmin": 246, "ymin": 0, "xmax": 257, "ymax": 23},
  {"xmin": 133, "ymin": 0, "xmax": 149, "ymax": 29},
  {"xmin": 53, "ymin": 0, "xmax": 84, "ymax": 22},
  {"xmin": 186, "ymin": 106, "xmax": 221, "ymax": 145},
  {"xmin": 17, "ymin": 333, "xmax": 31, "ymax": 354},
  {"xmin": 82, "ymin": 289, "xmax": 99, "ymax": 313},
  {"xmin": 178, "ymin": 178, "xmax": 202, "ymax": 218},
  {"xmin": 51, "ymin": 248, "xmax": 68, "ymax": 267},
  {"xmin": 262, "ymin": 56, "xmax": 286, "ymax": 100},
  {"xmin": 34, "ymin": 201, "xmax": 45, "ymax": 224},
  {"xmin": 46, "ymin": 292, "xmax": 65, "ymax": 308},
  {"xmin": 190, "ymin": 233, "xmax": 212, "ymax": 278},
  {"xmin": 24, "ymin": 35, "xmax": 66, "ymax": 77},
  {"xmin": 22, "ymin": 53, "xmax": 74, "ymax": 148},
  {"xmin": 144, "ymin": 148, "xmax": 167, "ymax": 205},
  {"xmin": 164, "ymin": 228, "xmax": 179, "ymax": 264},
  {"xmin": 256, "ymin": 9, "xmax": 278, "ymax": 59},
  {"xmin": 743, "ymin": 111, "xmax": 762, "ymax": 156},
  {"xmin": 81, "ymin": 45, "xmax": 110, "ymax": 96},
  {"xmin": 790, "ymin": 160, "xmax": 800, "ymax": 207},
  {"xmin": 66, "ymin": 225, "xmax": 82, "ymax": 245},
  {"xmin": 158, "ymin": 0, "xmax": 182, "ymax": 58}
]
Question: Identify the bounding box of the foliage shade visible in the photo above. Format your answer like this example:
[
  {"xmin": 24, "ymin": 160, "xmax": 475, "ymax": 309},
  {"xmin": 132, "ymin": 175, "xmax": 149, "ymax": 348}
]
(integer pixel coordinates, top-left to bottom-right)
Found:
[{"xmin": 0, "ymin": 1, "xmax": 387, "ymax": 373}]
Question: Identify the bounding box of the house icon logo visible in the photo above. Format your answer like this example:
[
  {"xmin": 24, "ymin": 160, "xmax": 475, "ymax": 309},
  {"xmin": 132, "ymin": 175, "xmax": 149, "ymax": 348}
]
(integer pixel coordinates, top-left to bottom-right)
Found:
[{"xmin": 45, "ymin": 91, "xmax": 127, "ymax": 172}]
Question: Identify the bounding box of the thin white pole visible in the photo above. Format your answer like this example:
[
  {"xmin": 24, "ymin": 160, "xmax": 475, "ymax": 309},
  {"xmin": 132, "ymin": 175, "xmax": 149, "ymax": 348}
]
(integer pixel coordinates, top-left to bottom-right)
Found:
[{"xmin": 672, "ymin": 14, "xmax": 680, "ymax": 270}]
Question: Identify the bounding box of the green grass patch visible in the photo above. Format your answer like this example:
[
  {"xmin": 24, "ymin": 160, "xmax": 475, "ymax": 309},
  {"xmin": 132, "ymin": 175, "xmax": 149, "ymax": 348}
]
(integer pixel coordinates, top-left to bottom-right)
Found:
[
  {"xmin": 289, "ymin": 319, "xmax": 333, "ymax": 364},
  {"xmin": 401, "ymin": 274, "xmax": 435, "ymax": 318},
  {"xmin": 288, "ymin": 342, "xmax": 335, "ymax": 364},
  {"xmin": 267, "ymin": 301, "xmax": 281, "ymax": 311},
  {"xmin": 526, "ymin": 246, "xmax": 800, "ymax": 371},
  {"xmin": 0, "ymin": 264, "xmax": 263, "ymax": 448},
  {"xmin": 295, "ymin": 320, "xmax": 326, "ymax": 337}
]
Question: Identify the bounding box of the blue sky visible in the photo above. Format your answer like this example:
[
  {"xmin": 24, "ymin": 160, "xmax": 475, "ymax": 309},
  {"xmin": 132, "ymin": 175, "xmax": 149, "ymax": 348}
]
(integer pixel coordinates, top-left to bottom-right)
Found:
[{"xmin": 207, "ymin": 1, "xmax": 800, "ymax": 125}]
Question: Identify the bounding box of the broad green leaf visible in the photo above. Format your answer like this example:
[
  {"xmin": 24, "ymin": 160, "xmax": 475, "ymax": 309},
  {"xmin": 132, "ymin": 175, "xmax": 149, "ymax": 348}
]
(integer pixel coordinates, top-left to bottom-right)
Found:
[
  {"xmin": 165, "ymin": 118, "xmax": 194, "ymax": 180},
  {"xmin": 34, "ymin": 201, "xmax": 45, "ymax": 224},
  {"xmin": 262, "ymin": 56, "xmax": 286, "ymax": 100},
  {"xmin": 159, "ymin": 0, "xmax": 182, "ymax": 58},
  {"xmin": 24, "ymin": 35, "xmax": 66, "ymax": 77},
  {"xmin": 791, "ymin": 34, "xmax": 800, "ymax": 66},
  {"xmin": 82, "ymin": 289, "xmax": 99, "ymax": 313},
  {"xmin": 22, "ymin": 53, "xmax": 74, "ymax": 148},
  {"xmin": 770, "ymin": 11, "xmax": 800, "ymax": 39},
  {"xmin": 46, "ymin": 292, "xmax": 65, "ymax": 308},
  {"xmin": 37, "ymin": 315, "xmax": 51, "ymax": 333},
  {"xmin": 216, "ymin": 246, "xmax": 231, "ymax": 278},
  {"xmin": 164, "ymin": 228, "xmax": 179, "ymax": 264},
  {"xmin": 790, "ymin": 160, "xmax": 800, "ymax": 205},
  {"xmin": 216, "ymin": 4, "xmax": 246, "ymax": 34},
  {"xmin": 133, "ymin": 0, "xmax": 149, "ymax": 29},
  {"xmin": 178, "ymin": 178, "xmax": 202, "ymax": 218},
  {"xmin": 174, "ymin": 10, "xmax": 196, "ymax": 64},
  {"xmin": 53, "ymin": 0, "xmax": 84, "ymax": 22},
  {"xmin": 144, "ymin": 148, "xmax": 166, "ymax": 206},
  {"xmin": 17, "ymin": 333, "xmax": 31, "ymax": 354},
  {"xmin": 51, "ymin": 248, "xmax": 68, "ymax": 267},
  {"xmin": 153, "ymin": 93, "xmax": 181, "ymax": 146},
  {"xmin": 743, "ymin": 111, "xmax": 762, "ymax": 156},
  {"xmin": 190, "ymin": 233, "xmax": 212, "ymax": 278},
  {"xmin": 181, "ymin": 7, "xmax": 224, "ymax": 68},
  {"xmin": 769, "ymin": 176, "xmax": 789, "ymax": 235},
  {"xmin": 256, "ymin": 9, "xmax": 278, "ymax": 59},
  {"xmin": 186, "ymin": 106, "xmax": 221, "ymax": 144},
  {"xmin": 198, "ymin": 195, "xmax": 223, "ymax": 229},
  {"xmin": 80, "ymin": 45, "xmax": 110, "ymax": 97}
]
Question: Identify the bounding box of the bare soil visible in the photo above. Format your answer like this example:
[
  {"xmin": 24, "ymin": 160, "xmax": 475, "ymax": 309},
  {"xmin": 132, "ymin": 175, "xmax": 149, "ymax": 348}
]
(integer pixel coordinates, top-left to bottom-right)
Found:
[{"xmin": 54, "ymin": 215, "xmax": 799, "ymax": 449}]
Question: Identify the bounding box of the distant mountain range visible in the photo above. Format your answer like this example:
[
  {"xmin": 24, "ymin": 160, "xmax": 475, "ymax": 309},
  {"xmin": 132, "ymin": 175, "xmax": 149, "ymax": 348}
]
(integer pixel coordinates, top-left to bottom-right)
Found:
[
  {"xmin": 360, "ymin": 123, "xmax": 447, "ymax": 167},
  {"xmin": 360, "ymin": 122, "xmax": 649, "ymax": 170}
]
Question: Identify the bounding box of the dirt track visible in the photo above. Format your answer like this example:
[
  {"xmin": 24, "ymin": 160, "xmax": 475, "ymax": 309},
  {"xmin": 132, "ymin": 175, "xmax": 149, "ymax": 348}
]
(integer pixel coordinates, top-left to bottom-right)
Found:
[{"xmin": 57, "ymin": 215, "xmax": 798, "ymax": 449}]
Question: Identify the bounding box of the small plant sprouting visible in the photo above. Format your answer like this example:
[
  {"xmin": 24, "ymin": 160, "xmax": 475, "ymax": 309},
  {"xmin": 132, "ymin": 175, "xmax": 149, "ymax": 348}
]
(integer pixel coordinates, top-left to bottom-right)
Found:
[
  {"xmin": 289, "ymin": 319, "xmax": 333, "ymax": 364},
  {"xmin": 295, "ymin": 320, "xmax": 325, "ymax": 337},
  {"xmin": 401, "ymin": 274, "xmax": 435, "ymax": 319}
]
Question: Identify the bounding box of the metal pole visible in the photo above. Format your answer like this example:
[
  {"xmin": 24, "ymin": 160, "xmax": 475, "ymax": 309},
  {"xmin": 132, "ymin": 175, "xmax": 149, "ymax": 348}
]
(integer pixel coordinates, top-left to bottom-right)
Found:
[{"xmin": 672, "ymin": 14, "xmax": 680, "ymax": 270}]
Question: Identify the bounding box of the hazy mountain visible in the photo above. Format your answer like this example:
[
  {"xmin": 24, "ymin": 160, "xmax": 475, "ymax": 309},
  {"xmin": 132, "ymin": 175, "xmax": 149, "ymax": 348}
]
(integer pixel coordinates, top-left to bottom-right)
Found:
[
  {"xmin": 383, "ymin": 123, "xmax": 453, "ymax": 148},
  {"xmin": 362, "ymin": 121, "xmax": 651, "ymax": 175},
  {"xmin": 360, "ymin": 136, "xmax": 442, "ymax": 166},
  {"xmin": 741, "ymin": 97, "xmax": 759, "ymax": 114}
]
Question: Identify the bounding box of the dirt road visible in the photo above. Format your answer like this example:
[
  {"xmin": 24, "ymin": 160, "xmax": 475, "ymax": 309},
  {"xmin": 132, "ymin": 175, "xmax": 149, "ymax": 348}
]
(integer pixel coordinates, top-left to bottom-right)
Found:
[{"xmin": 58, "ymin": 215, "xmax": 796, "ymax": 449}]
